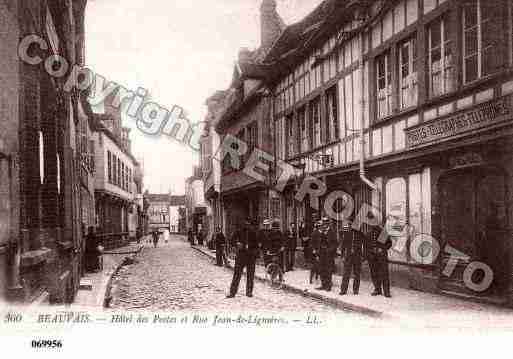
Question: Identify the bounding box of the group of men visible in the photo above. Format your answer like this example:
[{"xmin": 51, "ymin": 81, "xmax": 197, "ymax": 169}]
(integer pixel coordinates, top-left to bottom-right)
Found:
[
  {"xmin": 225, "ymin": 218, "xmax": 297, "ymax": 298},
  {"xmin": 187, "ymin": 227, "xmax": 206, "ymax": 246},
  {"xmin": 308, "ymin": 216, "xmax": 392, "ymax": 298},
  {"xmin": 224, "ymin": 215, "xmax": 393, "ymax": 299}
]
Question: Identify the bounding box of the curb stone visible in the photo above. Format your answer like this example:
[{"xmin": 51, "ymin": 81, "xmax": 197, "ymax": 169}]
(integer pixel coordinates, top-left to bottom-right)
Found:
[{"xmin": 103, "ymin": 245, "xmax": 144, "ymax": 308}]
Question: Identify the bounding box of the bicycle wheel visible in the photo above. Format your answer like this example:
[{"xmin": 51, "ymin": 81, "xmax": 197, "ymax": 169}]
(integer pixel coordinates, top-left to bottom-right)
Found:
[{"xmin": 266, "ymin": 263, "xmax": 283, "ymax": 289}]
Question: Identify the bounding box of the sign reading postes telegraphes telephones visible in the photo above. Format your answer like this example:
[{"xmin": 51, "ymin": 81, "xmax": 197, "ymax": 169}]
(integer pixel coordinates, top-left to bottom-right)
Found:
[{"xmin": 405, "ymin": 94, "xmax": 513, "ymax": 148}]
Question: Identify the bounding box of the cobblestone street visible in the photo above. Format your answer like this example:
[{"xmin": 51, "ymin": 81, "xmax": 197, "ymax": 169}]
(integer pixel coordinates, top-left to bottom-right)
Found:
[{"xmin": 110, "ymin": 235, "xmax": 340, "ymax": 312}]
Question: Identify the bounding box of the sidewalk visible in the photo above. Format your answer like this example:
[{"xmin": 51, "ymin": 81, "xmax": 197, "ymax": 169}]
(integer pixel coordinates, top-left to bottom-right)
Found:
[
  {"xmin": 74, "ymin": 243, "xmax": 144, "ymax": 308},
  {"xmin": 191, "ymin": 245, "xmax": 513, "ymax": 324}
]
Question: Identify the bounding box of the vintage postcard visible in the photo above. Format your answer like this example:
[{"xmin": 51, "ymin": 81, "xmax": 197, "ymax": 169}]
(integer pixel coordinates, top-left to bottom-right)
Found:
[{"xmin": 2, "ymin": 0, "xmax": 513, "ymax": 355}]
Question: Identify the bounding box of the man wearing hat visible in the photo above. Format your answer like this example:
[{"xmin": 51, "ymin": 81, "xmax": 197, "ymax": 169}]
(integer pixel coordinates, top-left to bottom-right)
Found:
[
  {"xmin": 269, "ymin": 220, "xmax": 286, "ymax": 272},
  {"xmin": 316, "ymin": 218, "xmax": 338, "ymax": 291},
  {"xmin": 227, "ymin": 218, "xmax": 261, "ymax": 298},
  {"xmin": 366, "ymin": 214, "xmax": 393, "ymax": 298},
  {"xmin": 339, "ymin": 218, "xmax": 365, "ymax": 295},
  {"xmin": 285, "ymin": 223, "xmax": 297, "ymax": 272},
  {"xmin": 309, "ymin": 220, "xmax": 322, "ymax": 284}
]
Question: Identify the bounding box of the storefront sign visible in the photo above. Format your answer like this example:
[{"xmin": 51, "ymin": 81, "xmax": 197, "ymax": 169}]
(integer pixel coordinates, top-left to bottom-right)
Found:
[
  {"xmin": 405, "ymin": 95, "xmax": 513, "ymax": 148},
  {"xmin": 448, "ymin": 152, "xmax": 484, "ymax": 169}
]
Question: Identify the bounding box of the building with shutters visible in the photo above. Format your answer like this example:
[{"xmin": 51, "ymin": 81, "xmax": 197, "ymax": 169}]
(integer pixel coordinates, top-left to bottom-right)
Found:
[{"xmin": 209, "ymin": 0, "xmax": 513, "ymax": 306}]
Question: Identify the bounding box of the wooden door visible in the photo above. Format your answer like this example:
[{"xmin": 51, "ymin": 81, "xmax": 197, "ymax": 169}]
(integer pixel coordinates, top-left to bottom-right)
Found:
[{"xmin": 439, "ymin": 170, "xmax": 475, "ymax": 293}]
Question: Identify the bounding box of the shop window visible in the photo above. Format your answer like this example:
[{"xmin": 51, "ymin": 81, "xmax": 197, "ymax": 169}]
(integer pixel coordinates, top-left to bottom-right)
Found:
[
  {"xmin": 325, "ymin": 86, "xmax": 339, "ymax": 143},
  {"xmin": 399, "ymin": 36, "xmax": 418, "ymax": 109},
  {"xmin": 298, "ymin": 107, "xmax": 308, "ymax": 153},
  {"xmin": 386, "ymin": 177, "xmax": 408, "ymax": 262},
  {"xmin": 310, "ymin": 98, "xmax": 322, "ymax": 149},
  {"xmin": 429, "ymin": 15, "xmax": 456, "ymax": 97},
  {"xmin": 376, "ymin": 51, "xmax": 392, "ymax": 119},
  {"xmin": 463, "ymin": 0, "xmax": 503, "ymax": 84}
]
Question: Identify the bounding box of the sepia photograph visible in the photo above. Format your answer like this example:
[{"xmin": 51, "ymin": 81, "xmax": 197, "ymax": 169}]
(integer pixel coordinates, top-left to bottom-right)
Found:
[{"xmin": 1, "ymin": 0, "xmax": 513, "ymax": 355}]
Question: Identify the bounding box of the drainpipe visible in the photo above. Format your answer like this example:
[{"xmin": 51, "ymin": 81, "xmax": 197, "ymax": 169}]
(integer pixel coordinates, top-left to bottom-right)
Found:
[{"xmin": 359, "ymin": 31, "xmax": 377, "ymax": 191}]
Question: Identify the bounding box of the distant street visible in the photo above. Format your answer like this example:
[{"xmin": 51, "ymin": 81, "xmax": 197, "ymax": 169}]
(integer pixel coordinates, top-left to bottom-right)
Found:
[{"xmin": 110, "ymin": 235, "xmax": 343, "ymax": 312}]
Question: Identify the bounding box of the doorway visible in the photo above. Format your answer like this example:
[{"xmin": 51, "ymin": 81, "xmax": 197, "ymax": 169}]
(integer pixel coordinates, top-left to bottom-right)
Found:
[{"xmin": 438, "ymin": 166, "xmax": 510, "ymax": 298}]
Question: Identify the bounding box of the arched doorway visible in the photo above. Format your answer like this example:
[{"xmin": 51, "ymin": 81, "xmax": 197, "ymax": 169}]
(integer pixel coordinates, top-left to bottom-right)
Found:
[{"xmin": 438, "ymin": 165, "xmax": 510, "ymax": 298}]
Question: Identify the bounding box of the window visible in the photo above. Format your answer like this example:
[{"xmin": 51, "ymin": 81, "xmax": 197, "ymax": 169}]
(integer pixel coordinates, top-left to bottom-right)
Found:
[
  {"xmin": 0, "ymin": 157, "xmax": 10, "ymax": 246},
  {"xmin": 310, "ymin": 98, "xmax": 321, "ymax": 148},
  {"xmin": 39, "ymin": 131, "xmax": 45, "ymax": 185},
  {"xmin": 107, "ymin": 151, "xmax": 112, "ymax": 183},
  {"xmin": 298, "ymin": 107, "xmax": 308, "ymax": 153},
  {"xmin": 325, "ymin": 87, "xmax": 339, "ymax": 143},
  {"xmin": 236, "ymin": 128, "xmax": 245, "ymax": 169},
  {"xmin": 429, "ymin": 16, "xmax": 455, "ymax": 97},
  {"xmin": 399, "ymin": 36, "xmax": 418, "ymax": 109},
  {"xmin": 247, "ymin": 122, "xmax": 258, "ymax": 162},
  {"xmin": 376, "ymin": 51, "xmax": 392, "ymax": 119},
  {"xmin": 286, "ymin": 114, "xmax": 296, "ymax": 158},
  {"xmin": 56, "ymin": 153, "xmax": 61, "ymax": 194},
  {"xmin": 463, "ymin": 0, "xmax": 503, "ymax": 83},
  {"xmin": 117, "ymin": 158, "xmax": 121, "ymax": 187}
]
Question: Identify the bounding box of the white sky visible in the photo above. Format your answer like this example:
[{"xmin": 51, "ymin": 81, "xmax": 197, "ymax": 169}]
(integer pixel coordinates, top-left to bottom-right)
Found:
[{"xmin": 85, "ymin": 0, "xmax": 323, "ymax": 194}]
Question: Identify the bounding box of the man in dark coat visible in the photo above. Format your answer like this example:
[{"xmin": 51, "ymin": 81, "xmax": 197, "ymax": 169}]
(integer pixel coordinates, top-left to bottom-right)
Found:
[
  {"xmin": 214, "ymin": 226, "xmax": 227, "ymax": 267},
  {"xmin": 187, "ymin": 228, "xmax": 195, "ymax": 246},
  {"xmin": 299, "ymin": 221, "xmax": 310, "ymax": 264},
  {"xmin": 227, "ymin": 219, "xmax": 261, "ymax": 298},
  {"xmin": 366, "ymin": 221, "xmax": 393, "ymax": 298},
  {"xmin": 339, "ymin": 220, "xmax": 365, "ymax": 295},
  {"xmin": 310, "ymin": 221, "xmax": 322, "ymax": 284},
  {"xmin": 316, "ymin": 219, "xmax": 338, "ymax": 291},
  {"xmin": 197, "ymin": 227, "xmax": 205, "ymax": 246},
  {"xmin": 152, "ymin": 230, "xmax": 160, "ymax": 248},
  {"xmin": 285, "ymin": 223, "xmax": 297, "ymax": 272}
]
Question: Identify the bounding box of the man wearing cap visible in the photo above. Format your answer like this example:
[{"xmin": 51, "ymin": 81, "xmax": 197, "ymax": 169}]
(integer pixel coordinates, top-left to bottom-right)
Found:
[
  {"xmin": 227, "ymin": 219, "xmax": 261, "ymax": 298},
  {"xmin": 339, "ymin": 219, "xmax": 365, "ymax": 295}
]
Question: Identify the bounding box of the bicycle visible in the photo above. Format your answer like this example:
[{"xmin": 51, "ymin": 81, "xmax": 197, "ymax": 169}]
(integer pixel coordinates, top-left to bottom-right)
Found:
[{"xmin": 264, "ymin": 251, "xmax": 284, "ymax": 289}]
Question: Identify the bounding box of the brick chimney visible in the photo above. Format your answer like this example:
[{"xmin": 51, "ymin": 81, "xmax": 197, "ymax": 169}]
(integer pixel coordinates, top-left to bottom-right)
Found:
[{"xmin": 260, "ymin": 0, "xmax": 285, "ymax": 51}]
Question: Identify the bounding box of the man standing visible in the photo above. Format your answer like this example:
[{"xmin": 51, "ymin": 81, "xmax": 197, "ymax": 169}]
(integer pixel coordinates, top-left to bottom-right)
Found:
[
  {"xmin": 299, "ymin": 221, "xmax": 310, "ymax": 265},
  {"xmin": 316, "ymin": 219, "xmax": 338, "ymax": 291},
  {"xmin": 152, "ymin": 230, "xmax": 160, "ymax": 248},
  {"xmin": 214, "ymin": 226, "xmax": 227, "ymax": 267},
  {"xmin": 197, "ymin": 226, "xmax": 205, "ymax": 246},
  {"xmin": 285, "ymin": 223, "xmax": 297, "ymax": 272},
  {"xmin": 187, "ymin": 228, "xmax": 195, "ymax": 246},
  {"xmin": 310, "ymin": 221, "xmax": 322, "ymax": 284},
  {"xmin": 339, "ymin": 219, "xmax": 364, "ymax": 295},
  {"xmin": 227, "ymin": 219, "xmax": 261, "ymax": 298},
  {"xmin": 366, "ymin": 219, "xmax": 393, "ymax": 298}
]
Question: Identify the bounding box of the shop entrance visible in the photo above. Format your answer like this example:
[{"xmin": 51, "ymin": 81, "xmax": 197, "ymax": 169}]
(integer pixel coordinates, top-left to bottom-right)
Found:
[{"xmin": 438, "ymin": 166, "xmax": 510, "ymax": 299}]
